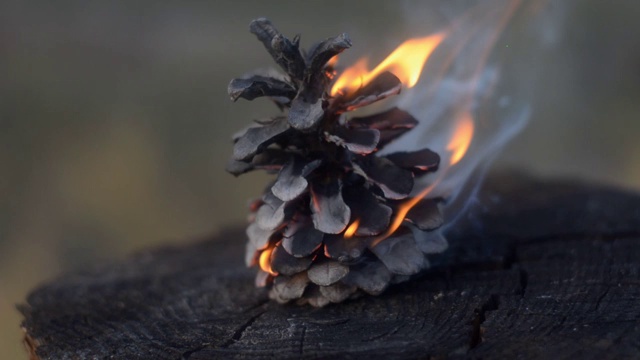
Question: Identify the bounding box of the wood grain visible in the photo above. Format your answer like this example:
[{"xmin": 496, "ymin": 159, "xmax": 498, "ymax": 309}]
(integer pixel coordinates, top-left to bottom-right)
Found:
[{"xmin": 19, "ymin": 172, "xmax": 640, "ymax": 359}]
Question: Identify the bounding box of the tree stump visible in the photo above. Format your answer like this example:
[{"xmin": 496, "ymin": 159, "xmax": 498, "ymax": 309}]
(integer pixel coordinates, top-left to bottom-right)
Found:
[{"xmin": 19, "ymin": 171, "xmax": 640, "ymax": 359}]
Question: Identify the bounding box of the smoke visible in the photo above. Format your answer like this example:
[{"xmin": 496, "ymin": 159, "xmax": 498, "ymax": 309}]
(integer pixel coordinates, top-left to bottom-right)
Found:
[{"xmin": 379, "ymin": 0, "xmax": 563, "ymax": 221}]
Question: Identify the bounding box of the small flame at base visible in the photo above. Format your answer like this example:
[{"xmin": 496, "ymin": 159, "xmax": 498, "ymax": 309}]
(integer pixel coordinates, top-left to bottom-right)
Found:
[
  {"xmin": 344, "ymin": 219, "xmax": 360, "ymax": 238},
  {"xmin": 259, "ymin": 247, "xmax": 277, "ymax": 276}
]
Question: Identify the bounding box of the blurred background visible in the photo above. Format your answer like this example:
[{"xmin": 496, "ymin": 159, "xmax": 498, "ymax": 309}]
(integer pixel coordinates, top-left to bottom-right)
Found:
[{"xmin": 1, "ymin": 0, "xmax": 639, "ymax": 358}]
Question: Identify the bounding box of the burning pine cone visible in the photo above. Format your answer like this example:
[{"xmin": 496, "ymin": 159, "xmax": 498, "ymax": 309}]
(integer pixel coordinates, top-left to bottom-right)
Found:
[{"xmin": 226, "ymin": 18, "xmax": 447, "ymax": 307}]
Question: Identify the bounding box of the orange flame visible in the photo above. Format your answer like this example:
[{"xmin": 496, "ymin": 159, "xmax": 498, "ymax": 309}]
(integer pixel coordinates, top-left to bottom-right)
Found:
[
  {"xmin": 447, "ymin": 112, "xmax": 475, "ymax": 166},
  {"xmin": 344, "ymin": 219, "xmax": 360, "ymax": 238},
  {"xmin": 259, "ymin": 247, "xmax": 277, "ymax": 276},
  {"xmin": 331, "ymin": 33, "xmax": 446, "ymax": 96},
  {"xmin": 330, "ymin": 58, "xmax": 368, "ymax": 96},
  {"xmin": 371, "ymin": 113, "xmax": 474, "ymax": 246}
]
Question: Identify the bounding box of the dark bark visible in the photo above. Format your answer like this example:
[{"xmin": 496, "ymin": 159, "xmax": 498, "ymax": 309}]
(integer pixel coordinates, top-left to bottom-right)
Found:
[{"xmin": 19, "ymin": 171, "xmax": 640, "ymax": 359}]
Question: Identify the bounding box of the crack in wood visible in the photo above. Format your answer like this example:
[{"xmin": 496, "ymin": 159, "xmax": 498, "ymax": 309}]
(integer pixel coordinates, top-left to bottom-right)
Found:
[
  {"xmin": 469, "ymin": 294, "xmax": 500, "ymax": 350},
  {"xmin": 366, "ymin": 324, "xmax": 402, "ymax": 341},
  {"xmin": 182, "ymin": 345, "xmax": 208, "ymax": 360},
  {"xmin": 221, "ymin": 311, "xmax": 266, "ymax": 348},
  {"xmin": 298, "ymin": 325, "xmax": 306, "ymax": 356},
  {"xmin": 594, "ymin": 286, "xmax": 611, "ymax": 312},
  {"xmin": 19, "ymin": 176, "xmax": 640, "ymax": 359},
  {"xmin": 305, "ymin": 318, "xmax": 350, "ymax": 326}
]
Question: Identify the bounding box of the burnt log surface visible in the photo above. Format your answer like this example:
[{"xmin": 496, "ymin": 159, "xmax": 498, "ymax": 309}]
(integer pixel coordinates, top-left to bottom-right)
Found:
[{"xmin": 19, "ymin": 171, "xmax": 640, "ymax": 359}]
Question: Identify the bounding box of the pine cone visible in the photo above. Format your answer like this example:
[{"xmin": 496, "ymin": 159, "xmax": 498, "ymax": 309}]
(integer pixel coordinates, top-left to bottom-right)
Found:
[{"xmin": 226, "ymin": 18, "xmax": 447, "ymax": 307}]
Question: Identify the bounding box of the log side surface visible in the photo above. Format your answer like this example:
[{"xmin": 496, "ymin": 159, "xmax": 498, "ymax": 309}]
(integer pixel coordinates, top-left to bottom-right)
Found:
[{"xmin": 20, "ymin": 172, "xmax": 640, "ymax": 359}]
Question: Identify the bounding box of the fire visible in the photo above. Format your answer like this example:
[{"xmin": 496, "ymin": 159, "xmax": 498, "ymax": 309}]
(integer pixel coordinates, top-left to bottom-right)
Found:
[
  {"xmin": 344, "ymin": 219, "xmax": 360, "ymax": 238},
  {"xmin": 331, "ymin": 58, "xmax": 368, "ymax": 96},
  {"xmin": 447, "ymin": 112, "xmax": 475, "ymax": 166},
  {"xmin": 259, "ymin": 247, "xmax": 277, "ymax": 276},
  {"xmin": 371, "ymin": 114, "xmax": 474, "ymax": 246},
  {"xmin": 331, "ymin": 33, "xmax": 446, "ymax": 96}
]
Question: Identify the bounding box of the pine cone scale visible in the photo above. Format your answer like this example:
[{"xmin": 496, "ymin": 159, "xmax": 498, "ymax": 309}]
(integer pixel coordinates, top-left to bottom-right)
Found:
[{"xmin": 226, "ymin": 19, "xmax": 448, "ymax": 306}]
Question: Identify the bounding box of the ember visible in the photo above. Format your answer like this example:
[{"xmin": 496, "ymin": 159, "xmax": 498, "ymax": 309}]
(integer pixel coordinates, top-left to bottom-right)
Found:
[{"xmin": 226, "ymin": 18, "xmax": 464, "ymax": 306}]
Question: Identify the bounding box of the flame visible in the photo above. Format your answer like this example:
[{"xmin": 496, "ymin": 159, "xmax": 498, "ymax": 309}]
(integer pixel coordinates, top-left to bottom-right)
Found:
[
  {"xmin": 331, "ymin": 58, "xmax": 368, "ymax": 96},
  {"xmin": 331, "ymin": 33, "xmax": 446, "ymax": 96},
  {"xmin": 344, "ymin": 219, "xmax": 360, "ymax": 238},
  {"xmin": 362, "ymin": 0, "xmax": 524, "ymax": 248},
  {"xmin": 371, "ymin": 113, "xmax": 475, "ymax": 247},
  {"xmin": 447, "ymin": 112, "xmax": 475, "ymax": 165},
  {"xmin": 259, "ymin": 247, "xmax": 277, "ymax": 276}
]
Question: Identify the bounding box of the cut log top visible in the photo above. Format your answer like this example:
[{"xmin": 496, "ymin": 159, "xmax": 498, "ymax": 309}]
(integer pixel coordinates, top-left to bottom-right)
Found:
[{"xmin": 20, "ymin": 172, "xmax": 640, "ymax": 359}]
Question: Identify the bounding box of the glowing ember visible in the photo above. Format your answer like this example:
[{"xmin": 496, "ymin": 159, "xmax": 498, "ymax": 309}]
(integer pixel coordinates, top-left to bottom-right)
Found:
[
  {"xmin": 344, "ymin": 219, "xmax": 360, "ymax": 238},
  {"xmin": 259, "ymin": 247, "xmax": 277, "ymax": 275},
  {"xmin": 331, "ymin": 33, "xmax": 446, "ymax": 96}
]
